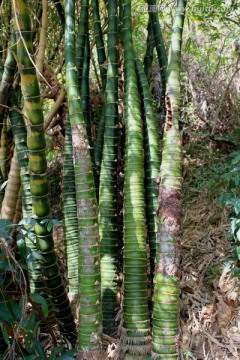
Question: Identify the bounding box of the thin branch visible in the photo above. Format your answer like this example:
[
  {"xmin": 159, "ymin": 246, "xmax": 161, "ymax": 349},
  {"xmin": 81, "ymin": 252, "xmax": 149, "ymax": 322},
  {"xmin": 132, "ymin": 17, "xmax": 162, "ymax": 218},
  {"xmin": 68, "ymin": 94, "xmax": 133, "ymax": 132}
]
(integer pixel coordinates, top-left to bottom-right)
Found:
[
  {"xmin": 224, "ymin": 16, "xmax": 240, "ymax": 27},
  {"xmin": 44, "ymin": 88, "xmax": 66, "ymax": 130},
  {"xmin": 36, "ymin": 0, "xmax": 48, "ymax": 76},
  {"xmin": 27, "ymin": 295, "xmax": 57, "ymax": 347},
  {"xmin": 211, "ymin": 55, "xmax": 240, "ymax": 136}
]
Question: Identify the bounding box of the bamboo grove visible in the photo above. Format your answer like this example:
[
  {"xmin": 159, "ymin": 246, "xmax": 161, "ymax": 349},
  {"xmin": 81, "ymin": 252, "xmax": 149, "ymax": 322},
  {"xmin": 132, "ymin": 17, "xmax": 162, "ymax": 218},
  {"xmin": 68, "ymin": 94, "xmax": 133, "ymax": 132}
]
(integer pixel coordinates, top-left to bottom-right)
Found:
[{"xmin": 0, "ymin": 0, "xmax": 187, "ymax": 359}]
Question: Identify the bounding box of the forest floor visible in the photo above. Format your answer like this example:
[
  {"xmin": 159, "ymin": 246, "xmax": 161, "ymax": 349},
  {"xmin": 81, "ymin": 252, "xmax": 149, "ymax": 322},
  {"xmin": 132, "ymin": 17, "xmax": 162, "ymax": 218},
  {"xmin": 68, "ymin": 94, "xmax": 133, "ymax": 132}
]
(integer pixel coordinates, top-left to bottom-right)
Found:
[{"xmin": 180, "ymin": 156, "xmax": 240, "ymax": 359}]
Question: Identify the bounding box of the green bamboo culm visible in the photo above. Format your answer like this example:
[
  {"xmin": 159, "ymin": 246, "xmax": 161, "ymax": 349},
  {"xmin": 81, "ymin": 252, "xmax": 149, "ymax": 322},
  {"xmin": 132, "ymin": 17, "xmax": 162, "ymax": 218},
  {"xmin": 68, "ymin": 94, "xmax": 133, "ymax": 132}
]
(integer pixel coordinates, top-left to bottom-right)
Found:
[
  {"xmin": 52, "ymin": 0, "xmax": 65, "ymax": 26},
  {"xmin": 9, "ymin": 86, "xmax": 52, "ymax": 308},
  {"xmin": 8, "ymin": 88, "xmax": 31, "ymax": 217},
  {"xmin": 151, "ymin": 1, "xmax": 187, "ymax": 359},
  {"xmin": 8, "ymin": 40, "xmax": 54, "ymax": 320},
  {"xmin": 143, "ymin": 18, "xmax": 154, "ymax": 83},
  {"xmin": 120, "ymin": 0, "xmax": 151, "ymax": 357},
  {"xmin": 135, "ymin": 57, "xmax": 160, "ymax": 278},
  {"xmin": 0, "ymin": 117, "xmax": 8, "ymax": 183},
  {"xmin": 99, "ymin": 0, "xmax": 119, "ymax": 336},
  {"xmin": 0, "ymin": 59, "xmax": 4, "ymax": 210},
  {"xmin": 0, "ymin": 32, "xmax": 16, "ymax": 139},
  {"xmin": 93, "ymin": 109, "xmax": 105, "ymax": 189},
  {"xmin": 0, "ymin": 37, "xmax": 21, "ymax": 222},
  {"xmin": 0, "ymin": 35, "xmax": 16, "ymax": 186},
  {"xmin": 81, "ymin": 25, "xmax": 93, "ymax": 155},
  {"xmin": 9, "ymin": 64, "xmax": 52, "ymax": 313},
  {"xmin": 6, "ymin": 32, "xmax": 31, "ymax": 218},
  {"xmin": 0, "ymin": 148, "xmax": 20, "ymax": 221},
  {"xmin": 79, "ymin": 1, "xmax": 97, "ymax": 188},
  {"xmin": 91, "ymin": 0, "xmax": 107, "ymax": 192},
  {"xmin": 76, "ymin": 0, "xmax": 89, "ymax": 92},
  {"xmin": 65, "ymin": 1, "xmax": 102, "ymax": 357},
  {"xmin": 50, "ymin": 0, "xmax": 65, "ymax": 62},
  {"xmin": 119, "ymin": 0, "xmax": 125, "ymax": 36},
  {"xmin": 148, "ymin": 0, "xmax": 167, "ymax": 98},
  {"xmin": 91, "ymin": 0, "xmax": 107, "ymax": 90},
  {"xmin": 63, "ymin": 119, "xmax": 79, "ymax": 301},
  {"xmin": 13, "ymin": 0, "xmax": 76, "ymax": 345}
]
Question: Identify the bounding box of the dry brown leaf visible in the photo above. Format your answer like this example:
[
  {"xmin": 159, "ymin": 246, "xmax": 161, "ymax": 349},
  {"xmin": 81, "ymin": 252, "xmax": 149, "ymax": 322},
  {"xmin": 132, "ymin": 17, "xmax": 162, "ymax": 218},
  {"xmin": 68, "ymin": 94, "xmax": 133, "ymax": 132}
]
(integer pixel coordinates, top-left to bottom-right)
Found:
[{"xmin": 215, "ymin": 294, "xmax": 233, "ymax": 330}]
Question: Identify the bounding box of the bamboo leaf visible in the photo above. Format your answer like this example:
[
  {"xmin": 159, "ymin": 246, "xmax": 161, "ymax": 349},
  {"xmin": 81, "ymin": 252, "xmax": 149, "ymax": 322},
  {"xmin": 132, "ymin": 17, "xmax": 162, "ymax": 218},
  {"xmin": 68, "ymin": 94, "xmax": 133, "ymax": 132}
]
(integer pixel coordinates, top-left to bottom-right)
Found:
[
  {"xmin": 0, "ymin": 301, "xmax": 13, "ymax": 322},
  {"xmin": 17, "ymin": 236, "xmax": 27, "ymax": 259},
  {"xmin": 58, "ymin": 350, "xmax": 77, "ymax": 360},
  {"xmin": 30, "ymin": 293, "xmax": 49, "ymax": 317},
  {"xmin": 47, "ymin": 221, "xmax": 53, "ymax": 232},
  {"xmin": 48, "ymin": 345, "xmax": 64, "ymax": 359},
  {"xmin": 19, "ymin": 217, "xmax": 36, "ymax": 227},
  {"xmin": 0, "ymin": 322, "xmax": 10, "ymax": 345},
  {"xmin": 234, "ymin": 200, "xmax": 240, "ymax": 215},
  {"xmin": 31, "ymin": 338, "xmax": 48, "ymax": 359},
  {"xmin": 9, "ymin": 301, "xmax": 22, "ymax": 322}
]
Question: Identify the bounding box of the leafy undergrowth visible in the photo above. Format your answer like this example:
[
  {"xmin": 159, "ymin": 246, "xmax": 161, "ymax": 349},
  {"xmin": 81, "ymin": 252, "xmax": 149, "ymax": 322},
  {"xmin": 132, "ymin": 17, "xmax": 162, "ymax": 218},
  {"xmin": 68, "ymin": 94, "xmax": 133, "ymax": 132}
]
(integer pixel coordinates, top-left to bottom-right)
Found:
[{"xmin": 180, "ymin": 151, "xmax": 240, "ymax": 359}]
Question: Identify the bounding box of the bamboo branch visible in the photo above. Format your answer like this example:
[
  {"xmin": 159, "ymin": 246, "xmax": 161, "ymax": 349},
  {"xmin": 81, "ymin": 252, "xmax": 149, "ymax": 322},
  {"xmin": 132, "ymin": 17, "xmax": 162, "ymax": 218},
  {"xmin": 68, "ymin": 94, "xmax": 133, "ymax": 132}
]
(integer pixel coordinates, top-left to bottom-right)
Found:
[
  {"xmin": 44, "ymin": 88, "xmax": 66, "ymax": 130},
  {"xmin": 224, "ymin": 17, "xmax": 240, "ymax": 27},
  {"xmin": 36, "ymin": 0, "xmax": 48, "ymax": 76},
  {"xmin": 27, "ymin": 295, "xmax": 57, "ymax": 347}
]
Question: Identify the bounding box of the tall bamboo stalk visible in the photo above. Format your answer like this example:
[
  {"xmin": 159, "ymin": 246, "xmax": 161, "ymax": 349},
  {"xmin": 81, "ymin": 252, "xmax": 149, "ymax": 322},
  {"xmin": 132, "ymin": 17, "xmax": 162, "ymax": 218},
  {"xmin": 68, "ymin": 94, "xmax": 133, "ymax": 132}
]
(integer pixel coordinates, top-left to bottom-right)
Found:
[
  {"xmin": 91, "ymin": 0, "xmax": 107, "ymax": 90},
  {"xmin": 143, "ymin": 18, "xmax": 154, "ymax": 83},
  {"xmin": 148, "ymin": 0, "xmax": 167, "ymax": 98},
  {"xmin": 135, "ymin": 56, "xmax": 160, "ymax": 278},
  {"xmin": 0, "ymin": 33, "xmax": 16, "ymax": 138},
  {"xmin": 0, "ymin": 62, "xmax": 4, "ymax": 210},
  {"xmin": 13, "ymin": 0, "xmax": 76, "ymax": 345},
  {"xmin": 8, "ymin": 84, "xmax": 55, "ymax": 326},
  {"xmin": 152, "ymin": 1, "xmax": 187, "ymax": 358},
  {"xmin": 0, "ymin": 34, "xmax": 22, "ymax": 222},
  {"xmin": 0, "ymin": 149, "xmax": 20, "ymax": 221},
  {"xmin": 81, "ymin": 27, "xmax": 92, "ymax": 151},
  {"xmin": 120, "ymin": 0, "xmax": 151, "ymax": 357},
  {"xmin": 0, "ymin": 117, "xmax": 8, "ymax": 182},
  {"xmin": 0, "ymin": 34, "xmax": 15, "ymax": 184},
  {"xmin": 76, "ymin": 0, "xmax": 89, "ymax": 92},
  {"xmin": 99, "ymin": 0, "xmax": 119, "ymax": 336},
  {"xmin": 63, "ymin": 119, "xmax": 79, "ymax": 300},
  {"xmin": 65, "ymin": 0, "xmax": 102, "ymax": 356}
]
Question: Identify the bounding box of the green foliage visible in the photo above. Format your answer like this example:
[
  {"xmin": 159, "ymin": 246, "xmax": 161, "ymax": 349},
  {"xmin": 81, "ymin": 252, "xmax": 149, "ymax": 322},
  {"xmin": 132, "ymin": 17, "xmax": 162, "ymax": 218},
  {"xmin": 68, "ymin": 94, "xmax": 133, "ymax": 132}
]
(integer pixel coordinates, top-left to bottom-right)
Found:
[
  {"xmin": 195, "ymin": 152, "xmax": 240, "ymax": 279},
  {"xmin": 183, "ymin": 351, "xmax": 197, "ymax": 360},
  {"xmin": 183, "ymin": 151, "xmax": 240, "ymax": 201},
  {"xmin": 0, "ymin": 219, "xmax": 76, "ymax": 359},
  {"xmin": 0, "ymin": 220, "xmax": 41, "ymax": 358},
  {"xmin": 205, "ymin": 262, "xmax": 222, "ymax": 283}
]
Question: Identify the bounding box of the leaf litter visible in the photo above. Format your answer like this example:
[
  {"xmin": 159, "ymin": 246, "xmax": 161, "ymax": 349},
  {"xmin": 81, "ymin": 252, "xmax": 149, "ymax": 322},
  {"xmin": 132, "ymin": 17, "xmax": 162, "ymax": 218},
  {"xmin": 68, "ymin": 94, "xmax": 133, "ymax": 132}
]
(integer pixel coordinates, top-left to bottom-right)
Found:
[{"xmin": 180, "ymin": 191, "xmax": 240, "ymax": 359}]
